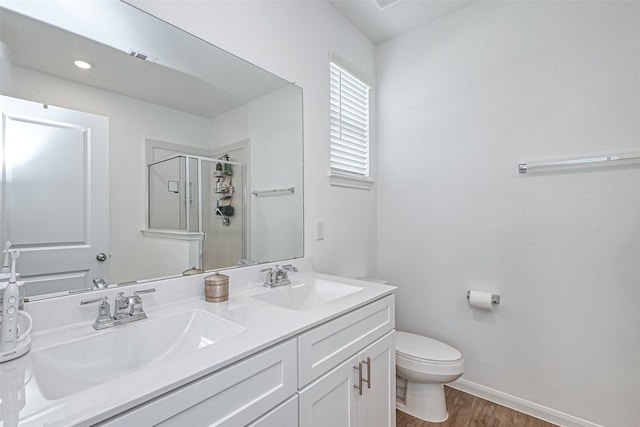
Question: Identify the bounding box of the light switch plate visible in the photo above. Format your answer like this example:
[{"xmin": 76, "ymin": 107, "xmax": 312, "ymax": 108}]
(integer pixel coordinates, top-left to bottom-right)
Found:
[{"xmin": 315, "ymin": 220, "xmax": 325, "ymax": 241}]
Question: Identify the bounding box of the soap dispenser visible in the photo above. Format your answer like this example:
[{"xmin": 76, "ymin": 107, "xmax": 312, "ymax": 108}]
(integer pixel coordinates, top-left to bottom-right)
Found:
[{"xmin": 1, "ymin": 250, "xmax": 32, "ymax": 363}]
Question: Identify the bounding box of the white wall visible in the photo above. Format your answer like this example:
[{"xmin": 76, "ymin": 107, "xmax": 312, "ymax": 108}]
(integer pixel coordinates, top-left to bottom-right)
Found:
[
  {"xmin": 128, "ymin": 0, "xmax": 378, "ymax": 277},
  {"xmin": 376, "ymin": 2, "xmax": 640, "ymax": 426},
  {"xmin": 211, "ymin": 86, "xmax": 304, "ymax": 264}
]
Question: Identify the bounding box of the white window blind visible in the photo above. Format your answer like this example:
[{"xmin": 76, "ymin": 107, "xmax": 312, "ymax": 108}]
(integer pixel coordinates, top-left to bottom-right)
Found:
[{"xmin": 330, "ymin": 61, "xmax": 370, "ymax": 178}]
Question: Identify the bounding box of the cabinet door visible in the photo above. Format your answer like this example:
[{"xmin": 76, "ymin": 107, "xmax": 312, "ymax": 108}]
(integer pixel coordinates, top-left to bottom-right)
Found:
[
  {"xmin": 358, "ymin": 331, "xmax": 396, "ymax": 427},
  {"xmin": 298, "ymin": 355, "xmax": 359, "ymax": 427}
]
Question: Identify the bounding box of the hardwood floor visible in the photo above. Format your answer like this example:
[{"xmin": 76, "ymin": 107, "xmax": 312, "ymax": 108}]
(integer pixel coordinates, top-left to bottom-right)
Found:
[{"xmin": 396, "ymin": 387, "xmax": 558, "ymax": 427}]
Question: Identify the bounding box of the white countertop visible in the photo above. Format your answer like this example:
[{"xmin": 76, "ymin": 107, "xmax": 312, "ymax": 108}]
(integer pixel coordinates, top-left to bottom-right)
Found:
[{"xmin": 0, "ymin": 259, "xmax": 395, "ymax": 426}]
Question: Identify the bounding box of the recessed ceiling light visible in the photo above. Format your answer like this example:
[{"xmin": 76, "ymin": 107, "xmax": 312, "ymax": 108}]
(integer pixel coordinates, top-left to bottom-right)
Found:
[{"xmin": 74, "ymin": 60, "xmax": 92, "ymax": 69}]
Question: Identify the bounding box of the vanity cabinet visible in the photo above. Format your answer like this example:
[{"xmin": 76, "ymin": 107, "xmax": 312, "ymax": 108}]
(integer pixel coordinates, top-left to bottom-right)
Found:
[
  {"xmin": 98, "ymin": 339, "xmax": 297, "ymax": 426},
  {"xmin": 298, "ymin": 295, "xmax": 396, "ymax": 427},
  {"xmin": 96, "ymin": 294, "xmax": 395, "ymax": 427}
]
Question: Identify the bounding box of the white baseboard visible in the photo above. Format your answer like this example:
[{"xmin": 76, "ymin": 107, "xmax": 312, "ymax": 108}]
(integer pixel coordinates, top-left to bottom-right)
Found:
[{"xmin": 449, "ymin": 378, "xmax": 604, "ymax": 427}]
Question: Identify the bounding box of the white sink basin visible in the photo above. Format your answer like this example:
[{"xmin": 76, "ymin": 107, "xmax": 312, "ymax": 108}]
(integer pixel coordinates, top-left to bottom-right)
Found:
[
  {"xmin": 253, "ymin": 279, "xmax": 361, "ymax": 310},
  {"xmin": 30, "ymin": 309, "xmax": 245, "ymax": 399}
]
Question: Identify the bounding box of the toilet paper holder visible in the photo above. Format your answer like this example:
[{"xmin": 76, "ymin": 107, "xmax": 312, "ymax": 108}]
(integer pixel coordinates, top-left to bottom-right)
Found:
[{"xmin": 466, "ymin": 290, "xmax": 501, "ymax": 305}]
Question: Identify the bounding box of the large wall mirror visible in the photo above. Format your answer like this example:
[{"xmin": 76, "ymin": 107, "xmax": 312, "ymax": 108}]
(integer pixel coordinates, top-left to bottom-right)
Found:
[{"xmin": 0, "ymin": 1, "xmax": 304, "ymax": 299}]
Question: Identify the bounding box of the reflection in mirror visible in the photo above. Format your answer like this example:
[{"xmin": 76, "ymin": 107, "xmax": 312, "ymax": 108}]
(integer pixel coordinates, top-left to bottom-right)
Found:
[
  {"xmin": 0, "ymin": 2, "xmax": 303, "ymax": 299},
  {"xmin": 146, "ymin": 152, "xmax": 248, "ymax": 272}
]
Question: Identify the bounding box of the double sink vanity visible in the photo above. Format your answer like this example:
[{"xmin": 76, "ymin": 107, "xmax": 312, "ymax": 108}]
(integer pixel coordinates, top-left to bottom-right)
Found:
[
  {"xmin": 0, "ymin": 2, "xmax": 395, "ymax": 425},
  {"xmin": 0, "ymin": 259, "xmax": 396, "ymax": 426}
]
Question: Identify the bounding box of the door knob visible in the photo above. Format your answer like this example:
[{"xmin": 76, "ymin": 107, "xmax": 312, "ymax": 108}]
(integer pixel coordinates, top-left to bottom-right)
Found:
[{"xmin": 96, "ymin": 252, "xmax": 108, "ymax": 262}]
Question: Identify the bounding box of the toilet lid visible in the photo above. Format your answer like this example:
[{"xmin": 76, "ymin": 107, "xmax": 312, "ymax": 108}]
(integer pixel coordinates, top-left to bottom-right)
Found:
[{"xmin": 396, "ymin": 331, "xmax": 462, "ymax": 363}]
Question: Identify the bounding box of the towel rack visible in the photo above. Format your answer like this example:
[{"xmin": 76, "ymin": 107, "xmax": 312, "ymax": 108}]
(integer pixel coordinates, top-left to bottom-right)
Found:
[
  {"xmin": 518, "ymin": 153, "xmax": 640, "ymax": 173},
  {"xmin": 251, "ymin": 187, "xmax": 295, "ymax": 196}
]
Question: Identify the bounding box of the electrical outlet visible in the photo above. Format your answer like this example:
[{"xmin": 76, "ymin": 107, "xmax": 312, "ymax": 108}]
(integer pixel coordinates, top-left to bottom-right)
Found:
[{"xmin": 316, "ymin": 220, "xmax": 325, "ymax": 241}]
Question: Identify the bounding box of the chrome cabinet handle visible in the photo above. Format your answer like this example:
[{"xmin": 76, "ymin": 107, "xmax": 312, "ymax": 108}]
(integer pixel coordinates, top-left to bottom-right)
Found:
[
  {"xmin": 363, "ymin": 356, "xmax": 371, "ymax": 389},
  {"xmin": 353, "ymin": 362, "xmax": 363, "ymax": 396}
]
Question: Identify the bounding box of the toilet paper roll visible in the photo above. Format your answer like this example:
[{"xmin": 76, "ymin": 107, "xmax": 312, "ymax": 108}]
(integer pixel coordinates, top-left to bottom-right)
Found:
[{"xmin": 468, "ymin": 290, "xmax": 494, "ymax": 311}]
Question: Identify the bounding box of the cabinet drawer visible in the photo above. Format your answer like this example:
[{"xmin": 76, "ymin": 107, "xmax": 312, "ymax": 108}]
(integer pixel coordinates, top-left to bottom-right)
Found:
[
  {"xmin": 99, "ymin": 339, "xmax": 297, "ymax": 426},
  {"xmin": 248, "ymin": 395, "xmax": 298, "ymax": 427},
  {"xmin": 297, "ymin": 295, "xmax": 395, "ymax": 388}
]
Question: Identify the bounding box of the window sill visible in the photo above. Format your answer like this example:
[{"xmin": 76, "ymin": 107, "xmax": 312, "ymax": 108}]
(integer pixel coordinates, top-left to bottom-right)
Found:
[{"xmin": 328, "ymin": 172, "xmax": 374, "ymax": 190}]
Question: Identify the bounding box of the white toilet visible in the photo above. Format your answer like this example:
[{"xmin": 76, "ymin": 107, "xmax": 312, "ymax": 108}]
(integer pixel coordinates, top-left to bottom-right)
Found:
[{"xmin": 395, "ymin": 331, "xmax": 464, "ymax": 422}]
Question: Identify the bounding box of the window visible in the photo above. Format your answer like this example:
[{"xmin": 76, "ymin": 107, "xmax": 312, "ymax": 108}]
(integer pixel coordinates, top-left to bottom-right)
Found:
[{"xmin": 329, "ymin": 60, "xmax": 371, "ymax": 184}]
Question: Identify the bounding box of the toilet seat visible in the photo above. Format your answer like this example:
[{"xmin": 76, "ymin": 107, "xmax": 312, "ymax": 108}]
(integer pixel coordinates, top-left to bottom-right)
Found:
[{"xmin": 396, "ymin": 331, "xmax": 462, "ymax": 364}]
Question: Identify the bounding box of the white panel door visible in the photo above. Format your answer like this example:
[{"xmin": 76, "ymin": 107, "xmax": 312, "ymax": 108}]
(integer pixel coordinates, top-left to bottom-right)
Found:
[{"xmin": 0, "ymin": 95, "xmax": 108, "ymax": 296}]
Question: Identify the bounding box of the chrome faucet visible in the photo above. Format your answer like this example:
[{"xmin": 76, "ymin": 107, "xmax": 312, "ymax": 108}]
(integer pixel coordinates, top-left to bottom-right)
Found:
[
  {"xmin": 260, "ymin": 264, "xmax": 298, "ymax": 288},
  {"xmin": 81, "ymin": 288, "xmax": 156, "ymax": 330},
  {"xmin": 113, "ymin": 292, "xmax": 131, "ymax": 319},
  {"xmin": 92, "ymin": 277, "xmax": 108, "ymax": 289}
]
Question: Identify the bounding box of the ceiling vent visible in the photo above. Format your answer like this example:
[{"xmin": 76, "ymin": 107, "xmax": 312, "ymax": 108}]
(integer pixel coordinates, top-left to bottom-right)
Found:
[
  {"xmin": 374, "ymin": 0, "xmax": 400, "ymax": 9},
  {"xmin": 128, "ymin": 49, "xmax": 157, "ymax": 64}
]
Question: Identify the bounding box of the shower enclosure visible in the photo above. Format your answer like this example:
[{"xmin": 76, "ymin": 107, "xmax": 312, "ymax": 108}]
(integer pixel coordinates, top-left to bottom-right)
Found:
[{"xmin": 147, "ymin": 154, "xmax": 246, "ymax": 271}]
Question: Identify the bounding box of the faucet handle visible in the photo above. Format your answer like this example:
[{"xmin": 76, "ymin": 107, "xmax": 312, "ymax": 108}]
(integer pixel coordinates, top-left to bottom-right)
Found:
[
  {"xmin": 80, "ymin": 296, "xmax": 108, "ymax": 306},
  {"xmin": 260, "ymin": 267, "xmax": 277, "ymax": 286},
  {"xmin": 92, "ymin": 278, "xmax": 108, "ymax": 289},
  {"xmin": 129, "ymin": 288, "xmax": 155, "ymax": 316},
  {"xmin": 80, "ymin": 296, "xmax": 112, "ymax": 325},
  {"xmin": 280, "ymin": 264, "xmax": 298, "ymax": 281},
  {"xmin": 133, "ymin": 288, "xmax": 156, "ymax": 296},
  {"xmin": 260, "ymin": 267, "xmax": 274, "ymax": 276}
]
